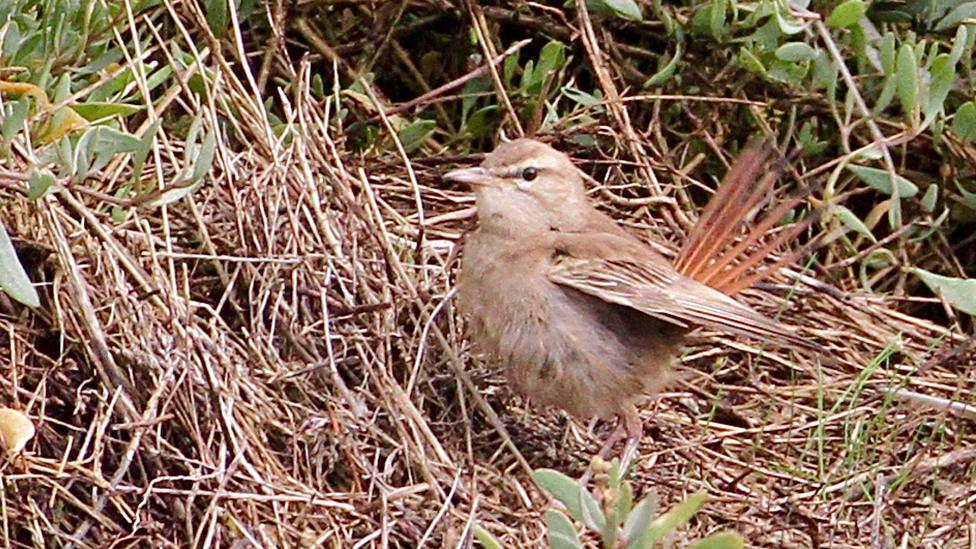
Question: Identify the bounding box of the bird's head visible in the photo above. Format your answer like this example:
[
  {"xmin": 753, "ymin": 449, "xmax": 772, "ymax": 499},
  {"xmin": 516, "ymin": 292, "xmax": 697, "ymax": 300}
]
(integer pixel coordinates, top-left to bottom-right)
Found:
[{"xmin": 444, "ymin": 139, "xmax": 589, "ymax": 234}]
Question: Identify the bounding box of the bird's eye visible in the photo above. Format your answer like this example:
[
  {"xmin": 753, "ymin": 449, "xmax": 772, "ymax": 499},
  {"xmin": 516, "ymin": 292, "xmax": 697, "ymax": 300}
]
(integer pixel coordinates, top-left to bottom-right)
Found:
[{"xmin": 521, "ymin": 167, "xmax": 539, "ymax": 181}]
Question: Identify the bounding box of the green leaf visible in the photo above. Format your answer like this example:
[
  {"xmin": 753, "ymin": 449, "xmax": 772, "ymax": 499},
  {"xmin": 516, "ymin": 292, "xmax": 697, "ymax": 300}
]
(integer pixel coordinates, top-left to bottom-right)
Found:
[
  {"xmin": 853, "ymin": 146, "xmax": 884, "ymax": 161},
  {"xmin": 889, "ymin": 192, "xmax": 903, "ymax": 228},
  {"xmin": 461, "ymin": 75, "xmax": 492, "ymax": 124},
  {"xmin": 622, "ymin": 495, "xmax": 658, "ymax": 547},
  {"xmin": 773, "ymin": 4, "xmax": 807, "ymax": 34},
  {"xmin": 397, "ymin": 119, "xmax": 436, "ymax": 154},
  {"xmin": 473, "ymin": 525, "xmax": 505, "ymax": 549},
  {"xmin": 27, "ymin": 168, "xmax": 55, "ymax": 200},
  {"xmin": 847, "ymin": 164, "xmax": 919, "ymax": 197},
  {"xmin": 924, "ymin": 40, "xmax": 941, "ymax": 70},
  {"xmin": 562, "ymin": 87, "xmax": 603, "ymax": 107},
  {"xmin": 896, "ymin": 44, "xmax": 918, "ymax": 119},
  {"xmin": 775, "ymin": 42, "xmax": 817, "ymax": 61},
  {"xmin": 73, "ymin": 130, "xmax": 95, "ymax": 179},
  {"xmin": 644, "ymin": 42, "xmax": 682, "ymax": 87},
  {"xmin": 686, "ymin": 532, "xmax": 746, "ymax": 549},
  {"xmin": 145, "ymin": 181, "xmax": 204, "ymax": 208},
  {"xmin": 520, "ymin": 41, "xmax": 566, "ymax": 96},
  {"xmin": 545, "ymin": 510, "xmax": 583, "ymax": 549},
  {"xmin": 811, "ymin": 50, "xmax": 837, "ymax": 90},
  {"xmin": 311, "ymin": 73, "xmax": 325, "ymax": 99},
  {"xmin": 0, "ymin": 223, "xmax": 39, "ymax": 308},
  {"xmin": 537, "ymin": 41, "xmax": 567, "ymax": 79},
  {"xmin": 577, "ymin": 483, "xmax": 607, "ymax": 533},
  {"xmin": 601, "ymin": 458, "xmax": 626, "ymax": 547},
  {"xmin": 768, "ymin": 58, "xmax": 810, "ymax": 84},
  {"xmin": 872, "ymin": 74, "xmax": 898, "ymax": 115},
  {"xmin": 709, "ymin": 0, "xmax": 727, "ymax": 41},
  {"xmin": 132, "ymin": 120, "xmax": 161, "ymax": 186},
  {"xmin": 184, "ymin": 115, "xmax": 204, "ymax": 159},
  {"xmin": 191, "ymin": 130, "xmax": 217, "ymax": 184},
  {"xmin": 91, "ymin": 125, "xmax": 143, "ymax": 156},
  {"xmin": 205, "ymin": 0, "xmax": 229, "ymax": 38},
  {"xmin": 616, "ymin": 476, "xmax": 633, "ymax": 520},
  {"xmin": 914, "ymin": 38, "xmax": 927, "ymax": 65},
  {"xmin": 934, "ymin": 1, "xmax": 976, "ymax": 31},
  {"xmin": 589, "ymin": 0, "xmax": 644, "ymax": 21},
  {"xmin": 921, "ymin": 184, "xmax": 939, "ymax": 212},
  {"xmin": 923, "ymin": 53, "xmax": 955, "ymax": 124},
  {"xmin": 1, "ymin": 19, "xmax": 21, "ymax": 59},
  {"xmin": 880, "ymin": 32, "xmax": 896, "ymax": 75},
  {"xmin": 833, "ymin": 205, "xmax": 877, "ymax": 242},
  {"xmin": 826, "ymin": 0, "xmax": 867, "ymax": 28},
  {"xmin": 736, "ymin": 11, "xmax": 779, "ymax": 43},
  {"xmin": 519, "ymin": 59, "xmax": 537, "ymax": 94},
  {"xmin": 1, "ymin": 99, "xmax": 30, "ymax": 142},
  {"xmin": 737, "ymin": 47, "xmax": 767, "ymax": 76},
  {"xmin": 912, "ymin": 269, "xmax": 976, "ymax": 315},
  {"xmin": 869, "ymin": 6, "xmax": 914, "ymax": 23},
  {"xmin": 465, "ymin": 105, "xmax": 499, "ymax": 139},
  {"xmin": 503, "ymin": 51, "xmax": 520, "ymax": 88},
  {"xmin": 955, "ymin": 180, "xmax": 976, "ymax": 210},
  {"xmin": 952, "ymin": 101, "xmax": 976, "ymax": 141},
  {"xmin": 87, "ymin": 62, "xmax": 135, "ymax": 102},
  {"xmin": 52, "ymin": 74, "xmax": 72, "ymax": 103},
  {"xmin": 533, "ymin": 469, "xmax": 585, "ymax": 516},
  {"xmin": 71, "ymin": 102, "xmax": 145, "ymax": 121},
  {"xmin": 638, "ymin": 492, "xmax": 707, "ymax": 546},
  {"xmin": 54, "ymin": 137, "xmax": 74, "ymax": 178},
  {"xmin": 71, "ymin": 125, "xmax": 140, "ymax": 178},
  {"xmin": 532, "ymin": 469, "xmax": 606, "ymax": 533},
  {"xmin": 653, "ymin": 0, "xmax": 676, "ymax": 35},
  {"xmin": 949, "ymin": 25, "xmax": 969, "ymax": 66}
]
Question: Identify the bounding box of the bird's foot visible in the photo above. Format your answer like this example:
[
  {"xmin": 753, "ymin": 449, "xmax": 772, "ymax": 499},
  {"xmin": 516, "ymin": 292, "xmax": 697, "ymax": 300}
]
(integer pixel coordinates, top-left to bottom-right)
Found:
[{"xmin": 594, "ymin": 406, "xmax": 643, "ymax": 470}]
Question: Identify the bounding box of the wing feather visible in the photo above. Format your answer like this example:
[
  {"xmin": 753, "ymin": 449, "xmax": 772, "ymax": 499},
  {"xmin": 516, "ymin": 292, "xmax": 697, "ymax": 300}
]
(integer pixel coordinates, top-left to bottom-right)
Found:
[{"xmin": 549, "ymin": 252, "xmax": 808, "ymax": 347}]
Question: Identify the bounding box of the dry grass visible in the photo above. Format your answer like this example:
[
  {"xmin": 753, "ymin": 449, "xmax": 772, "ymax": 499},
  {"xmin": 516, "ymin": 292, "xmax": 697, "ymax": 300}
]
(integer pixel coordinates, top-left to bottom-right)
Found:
[{"xmin": 1, "ymin": 2, "xmax": 975, "ymax": 548}]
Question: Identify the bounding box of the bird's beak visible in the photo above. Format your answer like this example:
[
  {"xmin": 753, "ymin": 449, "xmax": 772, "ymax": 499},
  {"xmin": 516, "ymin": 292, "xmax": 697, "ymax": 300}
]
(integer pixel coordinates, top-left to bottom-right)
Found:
[{"xmin": 443, "ymin": 166, "xmax": 496, "ymax": 187}]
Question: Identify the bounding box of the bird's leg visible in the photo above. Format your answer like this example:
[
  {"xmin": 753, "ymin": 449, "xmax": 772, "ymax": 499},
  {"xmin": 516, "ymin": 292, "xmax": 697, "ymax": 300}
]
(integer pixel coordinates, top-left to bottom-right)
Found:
[
  {"xmin": 596, "ymin": 422, "xmax": 625, "ymax": 459},
  {"xmin": 622, "ymin": 404, "xmax": 643, "ymax": 440},
  {"xmin": 581, "ymin": 406, "xmax": 644, "ymax": 485},
  {"xmin": 619, "ymin": 405, "xmax": 642, "ymax": 468},
  {"xmin": 596, "ymin": 405, "xmax": 643, "ymax": 465}
]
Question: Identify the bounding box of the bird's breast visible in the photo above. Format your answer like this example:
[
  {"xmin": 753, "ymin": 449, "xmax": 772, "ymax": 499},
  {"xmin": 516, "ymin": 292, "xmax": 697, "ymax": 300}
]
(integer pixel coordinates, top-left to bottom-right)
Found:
[{"xmin": 457, "ymin": 230, "xmax": 681, "ymax": 419}]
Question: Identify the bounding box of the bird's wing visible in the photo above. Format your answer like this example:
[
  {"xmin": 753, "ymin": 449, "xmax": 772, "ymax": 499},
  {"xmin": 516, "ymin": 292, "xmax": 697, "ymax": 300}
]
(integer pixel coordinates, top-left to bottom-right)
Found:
[{"xmin": 547, "ymin": 233, "xmax": 807, "ymax": 346}]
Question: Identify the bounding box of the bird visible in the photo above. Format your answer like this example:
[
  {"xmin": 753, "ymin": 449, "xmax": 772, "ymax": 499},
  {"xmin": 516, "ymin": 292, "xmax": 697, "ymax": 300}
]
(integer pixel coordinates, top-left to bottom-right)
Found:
[{"xmin": 445, "ymin": 138, "xmax": 814, "ymax": 453}]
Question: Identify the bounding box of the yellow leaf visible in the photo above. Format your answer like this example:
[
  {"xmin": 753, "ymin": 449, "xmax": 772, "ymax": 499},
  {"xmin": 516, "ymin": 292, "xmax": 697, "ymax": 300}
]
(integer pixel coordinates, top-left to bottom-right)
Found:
[{"xmin": 0, "ymin": 408, "xmax": 35, "ymax": 455}]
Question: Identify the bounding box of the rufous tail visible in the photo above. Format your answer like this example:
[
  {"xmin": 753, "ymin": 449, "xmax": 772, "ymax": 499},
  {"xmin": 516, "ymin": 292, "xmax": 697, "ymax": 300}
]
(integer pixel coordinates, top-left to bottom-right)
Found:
[{"xmin": 674, "ymin": 141, "xmax": 818, "ymax": 296}]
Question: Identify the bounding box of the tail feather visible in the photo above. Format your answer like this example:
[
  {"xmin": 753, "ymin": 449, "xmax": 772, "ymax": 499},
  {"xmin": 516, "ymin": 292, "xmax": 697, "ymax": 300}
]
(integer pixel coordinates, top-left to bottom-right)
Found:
[
  {"xmin": 717, "ymin": 211, "xmax": 823, "ymax": 295},
  {"xmin": 675, "ymin": 143, "xmax": 776, "ymax": 279},
  {"xmin": 675, "ymin": 140, "xmax": 818, "ymax": 296}
]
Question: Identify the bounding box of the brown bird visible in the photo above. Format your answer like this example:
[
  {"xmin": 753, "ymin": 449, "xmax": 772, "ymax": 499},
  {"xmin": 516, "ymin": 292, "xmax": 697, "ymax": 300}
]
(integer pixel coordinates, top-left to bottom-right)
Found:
[{"xmin": 446, "ymin": 138, "xmax": 813, "ymax": 450}]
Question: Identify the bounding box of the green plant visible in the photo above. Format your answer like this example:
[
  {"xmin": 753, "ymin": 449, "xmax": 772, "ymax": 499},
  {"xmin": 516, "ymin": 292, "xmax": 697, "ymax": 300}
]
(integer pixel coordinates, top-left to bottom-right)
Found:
[
  {"xmin": 0, "ymin": 0, "xmax": 220, "ymax": 307},
  {"xmin": 476, "ymin": 459, "xmax": 744, "ymax": 549},
  {"xmin": 0, "ymin": 222, "xmax": 39, "ymax": 307}
]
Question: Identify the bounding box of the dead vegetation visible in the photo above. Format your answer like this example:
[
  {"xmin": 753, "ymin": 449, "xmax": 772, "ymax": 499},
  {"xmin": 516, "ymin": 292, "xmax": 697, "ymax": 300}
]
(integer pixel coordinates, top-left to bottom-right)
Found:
[{"xmin": 1, "ymin": 1, "xmax": 974, "ymax": 547}]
